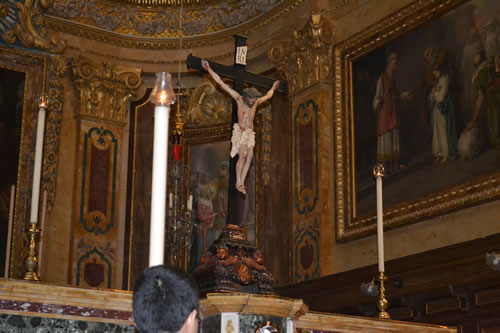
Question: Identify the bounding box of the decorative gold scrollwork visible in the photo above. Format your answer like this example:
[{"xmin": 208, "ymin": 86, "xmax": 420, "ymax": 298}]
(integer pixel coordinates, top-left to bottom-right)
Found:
[
  {"xmin": 186, "ymin": 81, "xmax": 232, "ymax": 126},
  {"xmin": 268, "ymin": 12, "xmax": 335, "ymax": 95},
  {"xmin": 72, "ymin": 57, "xmax": 142, "ymax": 125},
  {"xmin": 42, "ymin": 55, "xmax": 68, "ymax": 211},
  {"xmin": 4, "ymin": 0, "xmax": 66, "ymax": 53}
]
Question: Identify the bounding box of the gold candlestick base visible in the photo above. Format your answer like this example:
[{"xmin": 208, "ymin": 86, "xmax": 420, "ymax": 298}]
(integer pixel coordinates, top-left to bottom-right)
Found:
[
  {"xmin": 377, "ymin": 271, "xmax": 390, "ymax": 319},
  {"xmin": 24, "ymin": 226, "xmax": 41, "ymax": 282}
]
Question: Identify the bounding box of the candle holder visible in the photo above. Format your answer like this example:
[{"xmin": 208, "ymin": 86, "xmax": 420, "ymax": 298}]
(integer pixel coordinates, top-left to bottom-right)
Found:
[
  {"xmin": 23, "ymin": 226, "xmax": 41, "ymax": 281},
  {"xmin": 38, "ymin": 93, "xmax": 49, "ymax": 109},
  {"xmin": 166, "ymin": 160, "xmax": 195, "ymax": 267},
  {"xmin": 373, "ymin": 163, "xmax": 385, "ymax": 178},
  {"xmin": 377, "ymin": 271, "xmax": 390, "ymax": 319}
]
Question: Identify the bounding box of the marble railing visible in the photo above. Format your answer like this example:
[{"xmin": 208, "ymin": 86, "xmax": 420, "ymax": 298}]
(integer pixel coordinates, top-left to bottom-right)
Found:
[{"xmin": 0, "ymin": 278, "xmax": 457, "ymax": 332}]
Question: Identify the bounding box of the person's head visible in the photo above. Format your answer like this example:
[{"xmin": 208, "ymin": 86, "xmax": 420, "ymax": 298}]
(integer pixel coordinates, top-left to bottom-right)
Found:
[
  {"xmin": 242, "ymin": 87, "xmax": 262, "ymax": 107},
  {"xmin": 133, "ymin": 265, "xmax": 200, "ymax": 333},
  {"xmin": 432, "ymin": 59, "xmax": 448, "ymax": 79},
  {"xmin": 432, "ymin": 70, "xmax": 441, "ymax": 80},
  {"xmin": 473, "ymin": 51, "xmax": 486, "ymax": 67},
  {"xmin": 385, "ymin": 52, "xmax": 398, "ymax": 75},
  {"xmin": 423, "ymin": 47, "xmax": 435, "ymax": 65},
  {"xmin": 486, "ymin": 19, "xmax": 497, "ymax": 34},
  {"xmin": 467, "ymin": 27, "xmax": 479, "ymax": 44},
  {"xmin": 219, "ymin": 160, "xmax": 229, "ymax": 177},
  {"xmin": 201, "ymin": 181, "xmax": 217, "ymax": 201}
]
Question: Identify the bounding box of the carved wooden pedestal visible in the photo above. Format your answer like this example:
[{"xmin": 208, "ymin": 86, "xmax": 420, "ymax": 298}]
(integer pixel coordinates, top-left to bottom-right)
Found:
[{"xmin": 193, "ymin": 224, "xmax": 274, "ymax": 296}]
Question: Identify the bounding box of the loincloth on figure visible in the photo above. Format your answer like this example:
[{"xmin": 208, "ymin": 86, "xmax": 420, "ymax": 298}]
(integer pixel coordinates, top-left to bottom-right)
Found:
[{"xmin": 230, "ymin": 123, "xmax": 255, "ymax": 158}]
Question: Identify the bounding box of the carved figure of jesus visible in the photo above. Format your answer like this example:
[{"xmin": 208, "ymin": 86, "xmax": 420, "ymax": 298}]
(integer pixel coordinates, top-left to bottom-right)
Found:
[{"xmin": 202, "ymin": 59, "xmax": 280, "ymax": 194}]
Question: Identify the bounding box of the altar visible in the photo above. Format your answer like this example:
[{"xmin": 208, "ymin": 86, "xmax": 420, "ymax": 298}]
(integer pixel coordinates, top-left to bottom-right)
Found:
[{"xmin": 0, "ymin": 279, "xmax": 457, "ymax": 332}]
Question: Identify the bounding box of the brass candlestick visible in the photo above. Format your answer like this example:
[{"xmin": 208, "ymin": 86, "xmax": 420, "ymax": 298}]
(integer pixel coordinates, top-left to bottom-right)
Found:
[
  {"xmin": 24, "ymin": 225, "xmax": 41, "ymax": 281},
  {"xmin": 377, "ymin": 271, "xmax": 390, "ymax": 319}
]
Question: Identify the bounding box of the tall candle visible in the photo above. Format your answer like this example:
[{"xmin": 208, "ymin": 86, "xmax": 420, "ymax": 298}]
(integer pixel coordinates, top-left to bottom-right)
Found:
[
  {"xmin": 375, "ymin": 172, "xmax": 385, "ymax": 272},
  {"xmin": 30, "ymin": 105, "xmax": 46, "ymax": 224},
  {"xmin": 4, "ymin": 185, "xmax": 15, "ymax": 277},
  {"xmin": 149, "ymin": 104, "xmax": 170, "ymax": 267},
  {"xmin": 169, "ymin": 192, "xmax": 173, "ymax": 208},
  {"xmin": 187, "ymin": 194, "xmax": 193, "ymax": 211}
]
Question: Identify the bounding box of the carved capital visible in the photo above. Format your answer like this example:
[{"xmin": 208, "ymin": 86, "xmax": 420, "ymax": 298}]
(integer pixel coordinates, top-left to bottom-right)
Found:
[
  {"xmin": 72, "ymin": 57, "xmax": 142, "ymax": 125},
  {"xmin": 3, "ymin": 0, "xmax": 65, "ymax": 53},
  {"xmin": 268, "ymin": 11, "xmax": 335, "ymax": 95}
]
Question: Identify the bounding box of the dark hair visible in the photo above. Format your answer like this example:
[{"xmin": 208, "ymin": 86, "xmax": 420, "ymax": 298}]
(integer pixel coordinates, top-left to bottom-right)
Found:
[
  {"xmin": 242, "ymin": 87, "xmax": 262, "ymax": 99},
  {"xmin": 133, "ymin": 265, "xmax": 199, "ymax": 333}
]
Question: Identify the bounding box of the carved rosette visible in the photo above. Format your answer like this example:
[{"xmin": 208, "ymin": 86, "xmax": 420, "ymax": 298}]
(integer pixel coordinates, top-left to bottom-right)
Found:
[
  {"xmin": 268, "ymin": 12, "xmax": 335, "ymax": 95},
  {"xmin": 72, "ymin": 57, "xmax": 142, "ymax": 125},
  {"xmin": 3, "ymin": 0, "xmax": 66, "ymax": 53},
  {"xmin": 42, "ymin": 55, "xmax": 68, "ymax": 211}
]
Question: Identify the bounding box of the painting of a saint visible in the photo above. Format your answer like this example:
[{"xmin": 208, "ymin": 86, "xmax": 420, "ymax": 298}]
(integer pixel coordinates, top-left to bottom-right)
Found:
[{"xmin": 353, "ymin": 0, "xmax": 500, "ymax": 218}]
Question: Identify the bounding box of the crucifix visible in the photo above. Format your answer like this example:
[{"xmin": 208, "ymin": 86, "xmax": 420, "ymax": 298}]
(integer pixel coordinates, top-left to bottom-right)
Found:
[{"xmin": 187, "ymin": 34, "xmax": 287, "ymax": 226}]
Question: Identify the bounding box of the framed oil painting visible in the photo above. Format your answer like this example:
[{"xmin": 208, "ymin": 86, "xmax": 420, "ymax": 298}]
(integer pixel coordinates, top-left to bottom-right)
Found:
[
  {"xmin": 0, "ymin": 47, "xmax": 48, "ymax": 278},
  {"xmin": 185, "ymin": 129, "xmax": 257, "ymax": 272},
  {"xmin": 335, "ymin": 0, "xmax": 500, "ymax": 241},
  {"xmin": 0, "ymin": 66, "xmax": 25, "ymax": 277}
]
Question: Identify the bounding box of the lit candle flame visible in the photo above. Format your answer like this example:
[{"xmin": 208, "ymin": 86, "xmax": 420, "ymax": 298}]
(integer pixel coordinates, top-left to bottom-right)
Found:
[{"xmin": 160, "ymin": 91, "xmax": 167, "ymax": 104}]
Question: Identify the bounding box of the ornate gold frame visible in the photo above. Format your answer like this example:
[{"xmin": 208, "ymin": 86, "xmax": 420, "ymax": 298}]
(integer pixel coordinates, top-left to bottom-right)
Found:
[
  {"xmin": 0, "ymin": 46, "xmax": 48, "ymax": 277},
  {"xmin": 332, "ymin": 0, "xmax": 499, "ymax": 242}
]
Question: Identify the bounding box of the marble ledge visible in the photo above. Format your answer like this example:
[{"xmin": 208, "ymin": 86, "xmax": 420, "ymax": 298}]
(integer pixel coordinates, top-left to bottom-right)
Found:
[
  {"xmin": 0, "ymin": 278, "xmax": 134, "ymax": 324},
  {"xmin": 0, "ymin": 279, "xmax": 457, "ymax": 332},
  {"xmin": 296, "ymin": 311, "xmax": 457, "ymax": 333},
  {"xmin": 200, "ymin": 293, "xmax": 308, "ymax": 320}
]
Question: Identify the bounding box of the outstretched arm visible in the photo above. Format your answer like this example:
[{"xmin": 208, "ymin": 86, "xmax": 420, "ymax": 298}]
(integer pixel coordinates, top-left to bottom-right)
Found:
[
  {"xmin": 256, "ymin": 80, "xmax": 280, "ymax": 106},
  {"xmin": 202, "ymin": 60, "xmax": 240, "ymax": 100}
]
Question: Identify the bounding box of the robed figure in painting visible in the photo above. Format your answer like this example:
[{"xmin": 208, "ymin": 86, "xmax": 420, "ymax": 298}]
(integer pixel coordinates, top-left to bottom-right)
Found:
[
  {"xmin": 428, "ymin": 61, "xmax": 458, "ymax": 164},
  {"xmin": 467, "ymin": 55, "xmax": 500, "ymax": 149},
  {"xmin": 372, "ymin": 52, "xmax": 413, "ymax": 174}
]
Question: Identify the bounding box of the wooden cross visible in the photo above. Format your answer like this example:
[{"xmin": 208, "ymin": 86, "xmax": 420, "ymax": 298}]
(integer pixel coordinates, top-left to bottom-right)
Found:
[{"xmin": 187, "ymin": 34, "xmax": 287, "ymax": 227}]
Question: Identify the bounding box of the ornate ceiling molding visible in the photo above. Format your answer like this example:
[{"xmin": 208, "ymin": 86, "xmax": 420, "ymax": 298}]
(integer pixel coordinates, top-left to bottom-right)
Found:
[
  {"xmin": 46, "ymin": 0, "xmax": 280, "ymax": 38},
  {"xmin": 43, "ymin": 0, "xmax": 307, "ymax": 50},
  {"xmin": 100, "ymin": 0, "xmax": 222, "ymax": 6}
]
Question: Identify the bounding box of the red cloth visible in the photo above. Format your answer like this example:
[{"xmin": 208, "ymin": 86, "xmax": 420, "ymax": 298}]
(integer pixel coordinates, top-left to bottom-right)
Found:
[
  {"xmin": 173, "ymin": 145, "xmax": 181, "ymax": 161},
  {"xmin": 376, "ymin": 72, "xmax": 399, "ymax": 136}
]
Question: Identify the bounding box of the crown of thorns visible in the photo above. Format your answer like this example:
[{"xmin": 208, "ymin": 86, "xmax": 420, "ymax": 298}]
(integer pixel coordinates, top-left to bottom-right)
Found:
[{"xmin": 242, "ymin": 87, "xmax": 262, "ymax": 99}]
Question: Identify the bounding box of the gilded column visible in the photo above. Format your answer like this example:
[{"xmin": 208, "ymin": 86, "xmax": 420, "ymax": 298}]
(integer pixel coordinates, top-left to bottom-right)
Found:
[
  {"xmin": 71, "ymin": 57, "xmax": 141, "ymax": 289},
  {"xmin": 269, "ymin": 12, "xmax": 335, "ymax": 282}
]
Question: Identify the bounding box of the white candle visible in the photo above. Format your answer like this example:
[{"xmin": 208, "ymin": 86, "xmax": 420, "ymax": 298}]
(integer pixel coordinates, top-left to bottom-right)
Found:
[
  {"xmin": 169, "ymin": 192, "xmax": 173, "ymax": 208},
  {"xmin": 37, "ymin": 190, "xmax": 48, "ymax": 276},
  {"xmin": 149, "ymin": 105, "xmax": 170, "ymax": 267},
  {"xmin": 30, "ymin": 106, "xmax": 46, "ymax": 224},
  {"xmin": 188, "ymin": 194, "xmax": 193, "ymax": 211},
  {"xmin": 4, "ymin": 185, "xmax": 15, "ymax": 277},
  {"xmin": 376, "ymin": 175, "xmax": 385, "ymax": 272}
]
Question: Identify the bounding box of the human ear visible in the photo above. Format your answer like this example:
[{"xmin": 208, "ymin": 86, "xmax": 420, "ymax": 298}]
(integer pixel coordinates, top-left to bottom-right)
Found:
[{"xmin": 185, "ymin": 310, "xmax": 198, "ymax": 333}]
